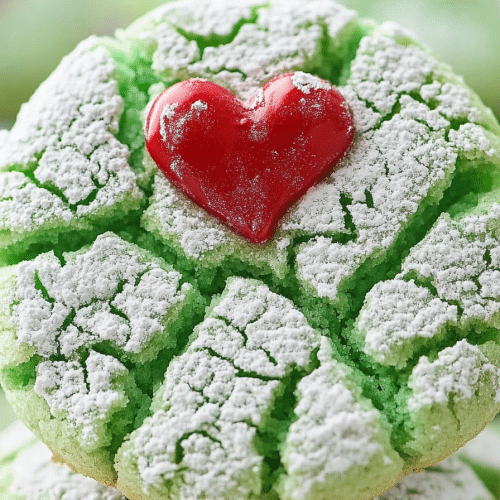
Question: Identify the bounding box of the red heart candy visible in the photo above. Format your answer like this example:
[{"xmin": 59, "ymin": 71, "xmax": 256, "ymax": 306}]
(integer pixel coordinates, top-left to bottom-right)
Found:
[{"xmin": 145, "ymin": 72, "xmax": 354, "ymax": 244}]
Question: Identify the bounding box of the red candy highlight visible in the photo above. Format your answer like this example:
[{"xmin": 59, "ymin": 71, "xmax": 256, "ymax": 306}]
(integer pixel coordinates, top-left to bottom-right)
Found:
[{"xmin": 145, "ymin": 73, "xmax": 354, "ymax": 244}]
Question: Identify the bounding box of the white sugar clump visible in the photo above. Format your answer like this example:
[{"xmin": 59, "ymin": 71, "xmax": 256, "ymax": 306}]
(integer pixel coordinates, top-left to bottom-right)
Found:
[
  {"xmin": 403, "ymin": 339, "xmax": 500, "ymax": 466},
  {"xmin": 348, "ymin": 31, "xmax": 435, "ymax": 115},
  {"xmin": 292, "ymin": 72, "xmax": 331, "ymax": 94},
  {"xmin": 408, "ymin": 339, "xmax": 500, "ymax": 411},
  {"xmin": 355, "ymin": 279, "xmax": 457, "ymax": 368},
  {"xmin": 449, "ymin": 123, "xmax": 499, "ymax": 160},
  {"xmin": 0, "ymin": 173, "xmax": 74, "ymax": 230},
  {"xmin": 159, "ymin": 103, "xmax": 179, "ymax": 142},
  {"xmin": 123, "ymin": 0, "xmax": 357, "ymax": 100},
  {"xmin": 10, "ymin": 233, "xmax": 191, "ymax": 358},
  {"xmin": 296, "ymin": 239, "xmax": 365, "ymax": 309},
  {"xmin": 295, "ymin": 95, "xmax": 457, "ymax": 303},
  {"xmin": 337, "ymin": 87, "xmax": 381, "ymax": 133},
  {"xmin": 144, "ymin": 172, "xmax": 230, "ymax": 258},
  {"xmin": 399, "ymin": 210, "xmax": 500, "ymax": 326},
  {"xmin": 0, "ymin": 38, "xmax": 121, "ymax": 168},
  {"xmin": 34, "ymin": 352, "xmax": 127, "ymax": 449},
  {"xmin": 374, "ymin": 456, "xmax": 493, "ymax": 500},
  {"xmin": 397, "ymin": 95, "xmax": 450, "ymax": 131},
  {"xmin": 119, "ymin": 0, "xmax": 258, "ymax": 83},
  {"xmin": 421, "ymin": 81, "xmax": 480, "ymax": 122},
  {"xmin": 115, "ymin": 278, "xmax": 321, "ymax": 500},
  {"xmin": 127, "ymin": 0, "xmax": 257, "ymax": 40},
  {"xmin": 0, "ymin": 37, "xmax": 142, "ymax": 239},
  {"xmin": 279, "ymin": 338, "xmax": 404, "ymax": 500},
  {"xmin": 197, "ymin": 277, "xmax": 320, "ymax": 377},
  {"xmin": 282, "ymin": 182, "xmax": 347, "ymax": 235},
  {"xmin": 400, "ymin": 216, "xmax": 485, "ymax": 303}
]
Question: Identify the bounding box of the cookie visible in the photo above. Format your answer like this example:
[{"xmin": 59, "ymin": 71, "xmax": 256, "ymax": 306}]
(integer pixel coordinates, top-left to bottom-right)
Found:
[
  {"xmin": 1, "ymin": 0, "xmax": 500, "ymax": 499},
  {"xmin": 0, "ymin": 421, "xmax": 495, "ymax": 500}
]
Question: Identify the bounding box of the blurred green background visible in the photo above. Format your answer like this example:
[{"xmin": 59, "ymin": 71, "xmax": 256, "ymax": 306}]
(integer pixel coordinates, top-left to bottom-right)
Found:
[
  {"xmin": 0, "ymin": 0, "xmax": 499, "ymax": 131},
  {"xmin": 0, "ymin": 0, "xmax": 499, "ymax": 429}
]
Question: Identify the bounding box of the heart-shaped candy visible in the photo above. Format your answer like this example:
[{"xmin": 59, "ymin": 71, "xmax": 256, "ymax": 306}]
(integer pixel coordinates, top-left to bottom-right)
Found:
[{"xmin": 145, "ymin": 72, "xmax": 354, "ymax": 244}]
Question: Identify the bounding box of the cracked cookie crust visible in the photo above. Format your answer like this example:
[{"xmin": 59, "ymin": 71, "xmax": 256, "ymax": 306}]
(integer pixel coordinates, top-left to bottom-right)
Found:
[{"xmin": 1, "ymin": 1, "xmax": 500, "ymax": 499}]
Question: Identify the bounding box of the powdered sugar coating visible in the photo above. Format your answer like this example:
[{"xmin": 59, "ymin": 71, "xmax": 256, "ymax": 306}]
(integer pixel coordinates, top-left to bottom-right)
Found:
[
  {"xmin": 408, "ymin": 339, "xmax": 500, "ymax": 411},
  {"xmin": 355, "ymin": 279, "xmax": 458, "ymax": 368},
  {"xmin": 399, "ymin": 208, "xmax": 500, "ymax": 326},
  {"xmin": 339, "ymin": 87, "xmax": 382, "ymax": 133},
  {"xmin": 296, "ymin": 95, "xmax": 457, "ymax": 302},
  {"xmin": 282, "ymin": 182, "xmax": 347, "ymax": 234},
  {"xmin": 401, "ymin": 337, "xmax": 500, "ymax": 467},
  {"xmin": 127, "ymin": 0, "xmax": 356, "ymax": 100},
  {"xmin": 421, "ymin": 81, "xmax": 480, "ymax": 122},
  {"xmin": 0, "ymin": 172, "xmax": 74, "ymax": 230},
  {"xmin": 292, "ymin": 72, "xmax": 332, "ymax": 94},
  {"xmin": 129, "ymin": 358, "xmax": 277, "ymax": 499},
  {"xmin": 0, "ymin": 38, "xmax": 142, "ymax": 246},
  {"xmin": 116, "ymin": 278, "xmax": 321, "ymax": 499},
  {"xmin": 0, "ymin": 38, "xmax": 121, "ymax": 168},
  {"xmin": 450, "ymin": 123, "xmax": 499, "ymax": 160},
  {"xmin": 10, "ymin": 233, "xmax": 192, "ymax": 359},
  {"xmin": 34, "ymin": 352, "xmax": 128, "ymax": 448},
  {"xmin": 348, "ymin": 31, "xmax": 435, "ymax": 115},
  {"xmin": 202, "ymin": 277, "xmax": 320, "ymax": 377},
  {"xmin": 280, "ymin": 338, "xmax": 403, "ymax": 500},
  {"xmin": 144, "ymin": 172, "xmax": 231, "ymax": 257},
  {"xmin": 0, "ymin": 424, "xmax": 494, "ymax": 500},
  {"xmin": 0, "ymin": 0, "xmax": 499, "ymax": 498}
]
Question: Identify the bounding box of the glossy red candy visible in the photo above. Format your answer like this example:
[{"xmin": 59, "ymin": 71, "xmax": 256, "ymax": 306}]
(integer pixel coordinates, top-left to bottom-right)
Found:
[{"xmin": 145, "ymin": 73, "xmax": 354, "ymax": 244}]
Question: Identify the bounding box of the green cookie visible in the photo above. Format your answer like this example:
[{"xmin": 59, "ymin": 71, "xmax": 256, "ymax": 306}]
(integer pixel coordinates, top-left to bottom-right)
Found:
[{"xmin": 1, "ymin": 1, "xmax": 500, "ymax": 499}]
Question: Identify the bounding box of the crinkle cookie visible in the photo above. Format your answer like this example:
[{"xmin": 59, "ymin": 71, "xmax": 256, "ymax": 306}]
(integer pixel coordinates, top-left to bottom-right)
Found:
[
  {"xmin": 1, "ymin": 0, "xmax": 500, "ymax": 499},
  {"xmin": 0, "ymin": 422, "xmax": 495, "ymax": 500}
]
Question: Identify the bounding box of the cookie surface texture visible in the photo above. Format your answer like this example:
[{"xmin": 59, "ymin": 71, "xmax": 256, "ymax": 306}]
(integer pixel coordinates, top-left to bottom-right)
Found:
[
  {"xmin": 1, "ymin": 0, "xmax": 500, "ymax": 499},
  {"xmin": 0, "ymin": 421, "xmax": 495, "ymax": 500}
]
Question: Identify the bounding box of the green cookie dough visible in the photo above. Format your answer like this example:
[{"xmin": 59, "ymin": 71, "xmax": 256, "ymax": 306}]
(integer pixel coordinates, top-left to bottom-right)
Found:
[{"xmin": 1, "ymin": 0, "xmax": 500, "ymax": 499}]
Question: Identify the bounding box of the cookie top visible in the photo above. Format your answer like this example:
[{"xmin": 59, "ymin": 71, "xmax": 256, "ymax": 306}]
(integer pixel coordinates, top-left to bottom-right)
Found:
[{"xmin": 1, "ymin": 0, "xmax": 500, "ymax": 499}]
